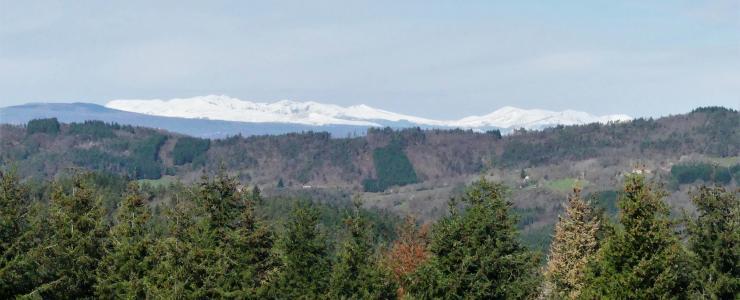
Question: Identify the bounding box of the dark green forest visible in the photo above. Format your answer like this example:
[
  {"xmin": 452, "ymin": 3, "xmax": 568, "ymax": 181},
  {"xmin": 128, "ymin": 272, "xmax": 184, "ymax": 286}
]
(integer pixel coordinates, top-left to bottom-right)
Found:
[
  {"xmin": 172, "ymin": 137, "xmax": 210, "ymax": 166},
  {"xmin": 363, "ymin": 139, "xmax": 419, "ymax": 192},
  {"xmin": 1, "ymin": 167, "xmax": 738, "ymax": 299}
]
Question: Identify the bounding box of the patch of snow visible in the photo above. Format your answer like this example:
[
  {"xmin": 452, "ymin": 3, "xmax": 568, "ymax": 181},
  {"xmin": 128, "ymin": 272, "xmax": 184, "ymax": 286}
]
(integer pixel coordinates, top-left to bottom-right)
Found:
[{"xmin": 106, "ymin": 95, "xmax": 632, "ymax": 130}]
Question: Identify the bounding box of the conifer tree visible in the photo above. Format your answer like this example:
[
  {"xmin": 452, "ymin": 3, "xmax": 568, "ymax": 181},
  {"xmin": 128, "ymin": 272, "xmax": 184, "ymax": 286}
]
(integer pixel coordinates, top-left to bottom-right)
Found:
[
  {"xmin": 144, "ymin": 195, "xmax": 193, "ymax": 298},
  {"xmin": 268, "ymin": 202, "xmax": 331, "ymax": 299},
  {"xmin": 218, "ymin": 183, "xmax": 275, "ymax": 298},
  {"xmin": 328, "ymin": 204, "xmax": 397, "ymax": 299},
  {"xmin": 544, "ymin": 188, "xmax": 601, "ymax": 299},
  {"xmin": 0, "ymin": 169, "xmax": 27, "ymax": 256},
  {"xmin": 582, "ymin": 174, "xmax": 694, "ymax": 299},
  {"xmin": 407, "ymin": 178, "xmax": 541, "ymax": 299},
  {"xmin": 686, "ymin": 186, "xmax": 739, "ymax": 298},
  {"xmin": 147, "ymin": 173, "xmax": 275, "ymax": 298},
  {"xmin": 27, "ymin": 174, "xmax": 107, "ymax": 298},
  {"xmin": 95, "ymin": 183, "xmax": 155, "ymax": 298},
  {"xmin": 0, "ymin": 168, "xmax": 38, "ymax": 297}
]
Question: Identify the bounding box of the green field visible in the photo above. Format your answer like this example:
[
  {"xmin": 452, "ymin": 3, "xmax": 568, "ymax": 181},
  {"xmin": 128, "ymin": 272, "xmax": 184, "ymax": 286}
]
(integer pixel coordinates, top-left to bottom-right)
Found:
[
  {"xmin": 546, "ymin": 178, "xmax": 589, "ymax": 192},
  {"xmin": 136, "ymin": 176, "xmax": 177, "ymax": 188},
  {"xmin": 707, "ymin": 156, "xmax": 740, "ymax": 167}
]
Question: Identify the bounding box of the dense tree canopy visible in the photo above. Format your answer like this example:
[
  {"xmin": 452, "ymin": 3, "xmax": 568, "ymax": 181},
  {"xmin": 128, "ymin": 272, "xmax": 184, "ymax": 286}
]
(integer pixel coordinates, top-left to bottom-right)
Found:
[
  {"xmin": 0, "ymin": 167, "xmax": 737, "ymax": 299},
  {"xmin": 328, "ymin": 204, "xmax": 397, "ymax": 299},
  {"xmin": 582, "ymin": 174, "xmax": 695, "ymax": 298},
  {"xmin": 686, "ymin": 186, "xmax": 740, "ymax": 298},
  {"xmin": 26, "ymin": 118, "xmax": 60, "ymax": 135},
  {"xmin": 407, "ymin": 179, "xmax": 541, "ymax": 299},
  {"xmin": 363, "ymin": 140, "xmax": 418, "ymax": 192},
  {"xmin": 172, "ymin": 137, "xmax": 211, "ymax": 165},
  {"xmin": 268, "ymin": 202, "xmax": 331, "ymax": 299}
]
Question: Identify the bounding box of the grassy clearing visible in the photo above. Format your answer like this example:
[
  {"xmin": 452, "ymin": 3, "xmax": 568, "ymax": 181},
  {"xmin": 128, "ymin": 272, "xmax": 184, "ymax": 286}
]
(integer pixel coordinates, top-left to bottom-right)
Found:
[
  {"xmin": 546, "ymin": 178, "xmax": 588, "ymax": 192},
  {"xmin": 707, "ymin": 156, "xmax": 740, "ymax": 167},
  {"xmin": 137, "ymin": 176, "xmax": 176, "ymax": 188}
]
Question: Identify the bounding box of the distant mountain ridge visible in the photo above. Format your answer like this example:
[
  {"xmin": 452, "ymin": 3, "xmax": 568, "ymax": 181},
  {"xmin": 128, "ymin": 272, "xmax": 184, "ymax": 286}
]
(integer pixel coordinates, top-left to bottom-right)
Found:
[
  {"xmin": 1, "ymin": 96, "xmax": 632, "ymax": 138},
  {"xmin": 0, "ymin": 102, "xmax": 370, "ymax": 138},
  {"xmin": 106, "ymin": 95, "xmax": 632, "ymax": 130}
]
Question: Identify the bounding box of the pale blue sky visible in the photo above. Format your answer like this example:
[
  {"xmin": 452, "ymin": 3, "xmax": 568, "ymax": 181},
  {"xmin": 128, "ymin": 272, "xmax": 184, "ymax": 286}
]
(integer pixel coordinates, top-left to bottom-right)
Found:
[{"xmin": 1, "ymin": 1, "xmax": 738, "ymax": 118}]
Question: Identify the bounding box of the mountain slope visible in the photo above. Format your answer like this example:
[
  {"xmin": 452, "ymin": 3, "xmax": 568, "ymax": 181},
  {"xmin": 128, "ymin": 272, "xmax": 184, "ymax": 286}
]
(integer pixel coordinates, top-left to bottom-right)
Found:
[
  {"xmin": 0, "ymin": 103, "xmax": 371, "ymax": 138},
  {"xmin": 2, "ymin": 107, "xmax": 735, "ymax": 188},
  {"xmin": 105, "ymin": 95, "xmax": 631, "ymax": 130},
  {"xmin": 106, "ymin": 95, "xmax": 444, "ymax": 127},
  {"xmin": 450, "ymin": 106, "xmax": 632, "ymax": 129}
]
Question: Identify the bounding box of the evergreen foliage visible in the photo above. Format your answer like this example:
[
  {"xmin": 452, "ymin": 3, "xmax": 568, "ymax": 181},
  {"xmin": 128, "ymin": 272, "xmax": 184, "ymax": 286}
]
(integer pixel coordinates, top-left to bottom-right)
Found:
[
  {"xmin": 26, "ymin": 118, "xmax": 60, "ymax": 135},
  {"xmin": 0, "ymin": 162, "xmax": 738, "ymax": 298},
  {"xmin": 732, "ymin": 164, "xmax": 740, "ymax": 185},
  {"xmin": 0, "ymin": 168, "xmax": 27, "ymax": 257},
  {"xmin": 27, "ymin": 175, "xmax": 107, "ymax": 298},
  {"xmin": 582, "ymin": 174, "xmax": 695, "ymax": 298},
  {"xmin": 0, "ymin": 168, "xmax": 36, "ymax": 298},
  {"xmin": 544, "ymin": 188, "xmax": 601, "ymax": 299},
  {"xmin": 670, "ymin": 162, "xmax": 730, "ymax": 184},
  {"xmin": 363, "ymin": 140, "xmax": 418, "ymax": 192},
  {"xmin": 69, "ymin": 120, "xmax": 117, "ymax": 139},
  {"xmin": 328, "ymin": 204, "xmax": 397, "ymax": 299},
  {"xmin": 268, "ymin": 202, "xmax": 331, "ymax": 299},
  {"xmin": 172, "ymin": 137, "xmax": 211, "ymax": 165},
  {"xmin": 588, "ymin": 190, "xmax": 619, "ymax": 217},
  {"xmin": 686, "ymin": 186, "xmax": 740, "ymax": 298},
  {"xmin": 407, "ymin": 179, "xmax": 541, "ymax": 299},
  {"xmin": 127, "ymin": 134, "xmax": 167, "ymax": 179},
  {"xmin": 487, "ymin": 129, "xmax": 502, "ymax": 139},
  {"xmin": 146, "ymin": 172, "xmax": 275, "ymax": 298},
  {"xmin": 95, "ymin": 183, "xmax": 154, "ymax": 298}
]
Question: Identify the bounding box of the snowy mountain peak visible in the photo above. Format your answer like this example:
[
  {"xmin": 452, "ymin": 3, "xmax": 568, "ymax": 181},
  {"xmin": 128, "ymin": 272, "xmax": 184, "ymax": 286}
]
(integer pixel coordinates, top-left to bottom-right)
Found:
[{"xmin": 105, "ymin": 95, "xmax": 631, "ymax": 130}]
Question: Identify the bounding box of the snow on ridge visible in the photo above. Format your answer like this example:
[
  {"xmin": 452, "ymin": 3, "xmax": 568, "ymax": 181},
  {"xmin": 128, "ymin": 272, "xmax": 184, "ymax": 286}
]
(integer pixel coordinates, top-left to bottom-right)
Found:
[
  {"xmin": 449, "ymin": 106, "xmax": 632, "ymax": 129},
  {"xmin": 105, "ymin": 95, "xmax": 632, "ymax": 129}
]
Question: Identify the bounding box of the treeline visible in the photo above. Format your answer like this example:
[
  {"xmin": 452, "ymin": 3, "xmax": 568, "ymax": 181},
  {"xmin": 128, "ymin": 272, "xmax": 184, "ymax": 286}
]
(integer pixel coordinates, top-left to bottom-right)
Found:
[
  {"xmin": 671, "ymin": 162, "xmax": 740, "ymax": 185},
  {"xmin": 1, "ymin": 168, "xmax": 737, "ymax": 299},
  {"xmin": 544, "ymin": 177, "xmax": 739, "ymax": 299},
  {"xmin": 0, "ymin": 169, "xmax": 399, "ymax": 299}
]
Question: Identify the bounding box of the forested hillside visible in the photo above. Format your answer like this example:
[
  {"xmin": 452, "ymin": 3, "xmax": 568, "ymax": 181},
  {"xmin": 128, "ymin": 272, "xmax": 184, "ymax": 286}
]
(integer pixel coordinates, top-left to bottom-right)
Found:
[{"xmin": 2, "ymin": 107, "xmax": 737, "ymax": 189}]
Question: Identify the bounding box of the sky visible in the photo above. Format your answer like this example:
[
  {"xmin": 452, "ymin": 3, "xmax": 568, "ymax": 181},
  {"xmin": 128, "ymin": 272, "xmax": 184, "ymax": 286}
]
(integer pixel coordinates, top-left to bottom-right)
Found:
[{"xmin": 1, "ymin": 1, "xmax": 738, "ymax": 119}]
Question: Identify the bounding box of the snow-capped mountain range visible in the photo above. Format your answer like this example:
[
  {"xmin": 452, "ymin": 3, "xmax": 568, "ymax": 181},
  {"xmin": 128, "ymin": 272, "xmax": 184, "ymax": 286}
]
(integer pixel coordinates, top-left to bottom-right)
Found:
[{"xmin": 105, "ymin": 95, "xmax": 632, "ymax": 131}]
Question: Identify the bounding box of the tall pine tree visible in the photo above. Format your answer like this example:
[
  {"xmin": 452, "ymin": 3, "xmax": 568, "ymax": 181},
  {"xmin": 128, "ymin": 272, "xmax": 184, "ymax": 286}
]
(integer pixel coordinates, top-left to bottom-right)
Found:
[
  {"xmin": 0, "ymin": 168, "xmax": 39, "ymax": 297},
  {"xmin": 218, "ymin": 183, "xmax": 275, "ymax": 298},
  {"xmin": 407, "ymin": 178, "xmax": 541, "ymax": 299},
  {"xmin": 268, "ymin": 202, "xmax": 331, "ymax": 299},
  {"xmin": 544, "ymin": 188, "xmax": 601, "ymax": 299},
  {"xmin": 95, "ymin": 183, "xmax": 155, "ymax": 298},
  {"xmin": 582, "ymin": 174, "xmax": 694, "ymax": 299},
  {"xmin": 145, "ymin": 193, "xmax": 193, "ymax": 298},
  {"xmin": 27, "ymin": 174, "xmax": 107, "ymax": 298},
  {"xmin": 147, "ymin": 173, "xmax": 275, "ymax": 298},
  {"xmin": 0, "ymin": 169, "xmax": 27, "ymax": 256},
  {"xmin": 686, "ymin": 186, "xmax": 739, "ymax": 298},
  {"xmin": 328, "ymin": 204, "xmax": 397, "ymax": 299}
]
